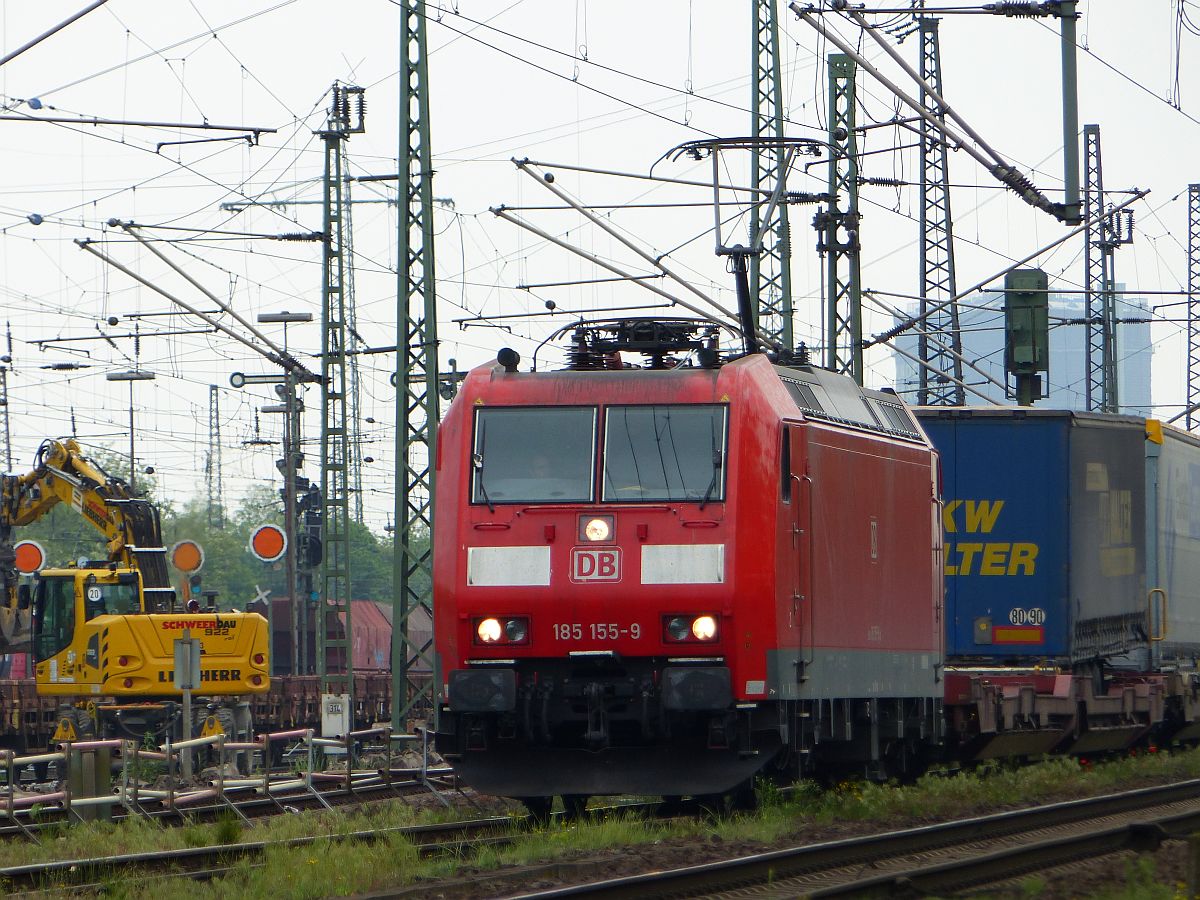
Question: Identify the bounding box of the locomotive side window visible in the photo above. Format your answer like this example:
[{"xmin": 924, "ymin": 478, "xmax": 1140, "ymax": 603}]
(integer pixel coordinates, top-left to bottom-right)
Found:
[
  {"xmin": 781, "ymin": 428, "xmax": 791, "ymax": 502},
  {"xmin": 602, "ymin": 404, "xmax": 727, "ymax": 503},
  {"xmin": 471, "ymin": 406, "xmax": 596, "ymax": 504}
]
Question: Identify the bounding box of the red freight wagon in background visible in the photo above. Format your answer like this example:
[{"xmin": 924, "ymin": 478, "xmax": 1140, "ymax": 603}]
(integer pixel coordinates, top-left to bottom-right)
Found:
[
  {"xmin": 432, "ymin": 321, "xmax": 943, "ymax": 813},
  {"xmin": 252, "ymin": 597, "xmax": 433, "ymax": 677}
]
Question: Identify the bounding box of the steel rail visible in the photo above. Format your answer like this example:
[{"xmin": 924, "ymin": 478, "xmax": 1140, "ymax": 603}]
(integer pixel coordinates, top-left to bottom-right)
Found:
[
  {"xmin": 0, "ymin": 798, "xmax": 666, "ymax": 891},
  {"xmin": 498, "ymin": 778, "xmax": 1200, "ymax": 899},
  {"xmin": 0, "ymin": 812, "xmax": 516, "ymax": 891},
  {"xmin": 0, "ymin": 768, "xmax": 458, "ymax": 839},
  {"xmin": 810, "ymin": 815, "xmax": 1194, "ymax": 897}
]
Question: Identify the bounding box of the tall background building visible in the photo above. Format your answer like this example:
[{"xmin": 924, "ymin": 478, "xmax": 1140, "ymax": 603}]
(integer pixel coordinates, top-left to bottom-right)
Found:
[{"xmin": 892, "ymin": 289, "xmax": 1153, "ymax": 415}]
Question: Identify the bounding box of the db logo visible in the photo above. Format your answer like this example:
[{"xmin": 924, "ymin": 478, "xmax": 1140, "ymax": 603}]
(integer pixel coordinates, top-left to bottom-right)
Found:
[{"xmin": 571, "ymin": 548, "xmax": 621, "ymax": 583}]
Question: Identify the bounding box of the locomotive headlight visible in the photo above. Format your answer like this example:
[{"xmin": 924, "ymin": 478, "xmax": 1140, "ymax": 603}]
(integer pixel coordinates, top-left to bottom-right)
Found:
[
  {"xmin": 580, "ymin": 515, "xmax": 614, "ymax": 543},
  {"xmin": 505, "ymin": 617, "xmax": 528, "ymax": 643},
  {"xmin": 664, "ymin": 614, "xmax": 719, "ymax": 643},
  {"xmin": 665, "ymin": 616, "xmax": 691, "ymax": 642},
  {"xmin": 691, "ymin": 615, "xmax": 718, "ymax": 641},
  {"xmin": 477, "ymin": 617, "xmax": 503, "ymax": 643},
  {"xmin": 474, "ymin": 616, "xmax": 530, "ymax": 645}
]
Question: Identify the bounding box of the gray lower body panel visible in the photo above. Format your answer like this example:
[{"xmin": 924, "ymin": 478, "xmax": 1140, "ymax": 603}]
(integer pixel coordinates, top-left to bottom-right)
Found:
[{"xmin": 766, "ymin": 647, "xmax": 941, "ymax": 700}]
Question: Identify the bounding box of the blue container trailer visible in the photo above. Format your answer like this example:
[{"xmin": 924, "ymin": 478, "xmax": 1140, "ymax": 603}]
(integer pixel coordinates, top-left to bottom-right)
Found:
[{"xmin": 916, "ymin": 408, "xmax": 1200, "ymax": 672}]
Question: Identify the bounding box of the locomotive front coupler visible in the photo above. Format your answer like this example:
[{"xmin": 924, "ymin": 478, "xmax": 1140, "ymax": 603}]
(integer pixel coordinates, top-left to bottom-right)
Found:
[
  {"xmin": 538, "ymin": 684, "xmax": 552, "ymax": 743},
  {"xmin": 465, "ymin": 717, "xmax": 487, "ymax": 751},
  {"xmin": 516, "ymin": 679, "xmax": 554, "ymax": 744},
  {"xmin": 640, "ymin": 688, "xmax": 654, "ymax": 740},
  {"xmin": 583, "ymin": 682, "xmax": 610, "ymax": 747}
]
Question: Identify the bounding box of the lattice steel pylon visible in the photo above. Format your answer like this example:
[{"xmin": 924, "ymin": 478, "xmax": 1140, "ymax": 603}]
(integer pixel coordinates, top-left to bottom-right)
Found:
[
  {"xmin": 318, "ymin": 83, "xmax": 365, "ymax": 697},
  {"xmin": 750, "ymin": 0, "xmax": 793, "ymax": 349},
  {"xmin": 0, "ymin": 369, "xmax": 11, "ymax": 474},
  {"xmin": 1, "ymin": 323, "xmax": 10, "ymax": 472},
  {"xmin": 818, "ymin": 53, "xmax": 863, "ymax": 382},
  {"xmin": 393, "ymin": 0, "xmax": 440, "ymax": 729},
  {"xmin": 916, "ymin": 18, "xmax": 964, "ymax": 406},
  {"xmin": 1083, "ymin": 123, "xmax": 1130, "ymax": 414},
  {"xmin": 344, "ymin": 186, "xmax": 366, "ymax": 525},
  {"xmin": 206, "ymin": 385, "xmax": 223, "ymax": 527},
  {"xmin": 1188, "ymin": 184, "xmax": 1200, "ymax": 430}
]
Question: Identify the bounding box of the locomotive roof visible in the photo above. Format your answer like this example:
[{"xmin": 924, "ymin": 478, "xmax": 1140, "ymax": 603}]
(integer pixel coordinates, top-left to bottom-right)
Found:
[
  {"xmin": 773, "ymin": 363, "xmax": 924, "ymax": 442},
  {"xmin": 470, "ymin": 344, "xmax": 926, "ymax": 444}
]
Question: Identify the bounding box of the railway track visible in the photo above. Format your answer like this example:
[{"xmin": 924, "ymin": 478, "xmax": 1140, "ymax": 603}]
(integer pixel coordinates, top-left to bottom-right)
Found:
[
  {"xmin": 452, "ymin": 779, "xmax": 1200, "ymax": 899},
  {"xmin": 0, "ymin": 809, "xmax": 519, "ymax": 892},
  {"xmin": 10, "ymin": 778, "xmax": 1200, "ymax": 897},
  {"xmin": 0, "ymin": 766, "xmax": 460, "ymax": 840},
  {"xmin": 0, "ymin": 797, "xmax": 667, "ymax": 893}
]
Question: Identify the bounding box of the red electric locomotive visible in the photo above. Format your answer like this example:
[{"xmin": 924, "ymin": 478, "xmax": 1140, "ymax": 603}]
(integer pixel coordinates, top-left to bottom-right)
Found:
[{"xmin": 433, "ymin": 321, "xmax": 943, "ymax": 811}]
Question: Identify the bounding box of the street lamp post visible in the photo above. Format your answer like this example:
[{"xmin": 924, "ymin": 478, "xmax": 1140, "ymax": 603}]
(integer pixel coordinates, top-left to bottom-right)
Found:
[{"xmin": 105, "ymin": 369, "xmax": 156, "ymax": 494}]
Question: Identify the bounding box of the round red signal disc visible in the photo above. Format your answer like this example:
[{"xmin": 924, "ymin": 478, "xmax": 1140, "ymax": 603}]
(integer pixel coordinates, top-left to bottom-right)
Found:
[
  {"xmin": 13, "ymin": 541, "xmax": 46, "ymax": 574},
  {"xmin": 171, "ymin": 539, "xmax": 205, "ymax": 573},
  {"xmin": 249, "ymin": 524, "xmax": 287, "ymax": 562}
]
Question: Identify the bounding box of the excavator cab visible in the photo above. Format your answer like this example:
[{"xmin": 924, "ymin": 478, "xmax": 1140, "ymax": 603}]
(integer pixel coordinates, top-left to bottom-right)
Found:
[
  {"xmin": 30, "ymin": 563, "xmax": 268, "ymax": 743},
  {"xmin": 31, "ymin": 567, "xmax": 145, "ymax": 678},
  {"xmin": 32, "ymin": 573, "xmax": 75, "ymax": 665},
  {"xmin": 30, "ymin": 563, "xmax": 269, "ymax": 703},
  {"xmin": 82, "ymin": 571, "xmax": 141, "ymax": 619}
]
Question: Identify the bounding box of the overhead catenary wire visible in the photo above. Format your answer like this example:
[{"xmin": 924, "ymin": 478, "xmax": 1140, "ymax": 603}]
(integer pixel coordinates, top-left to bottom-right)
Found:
[
  {"xmin": 790, "ymin": 3, "xmax": 1066, "ymax": 220},
  {"xmin": 26, "ymin": 0, "xmax": 302, "ymax": 100},
  {"xmin": 869, "ymin": 189, "xmax": 1149, "ymax": 349},
  {"xmin": 0, "ymin": 0, "xmax": 111, "ymax": 70},
  {"xmin": 418, "ymin": 7, "xmax": 721, "ymax": 139},
  {"xmin": 514, "ymin": 159, "xmax": 741, "ymax": 319},
  {"xmin": 75, "ymin": 222, "xmax": 316, "ymax": 380},
  {"xmin": 0, "ymin": 3, "xmax": 1193, "ymax": 515}
]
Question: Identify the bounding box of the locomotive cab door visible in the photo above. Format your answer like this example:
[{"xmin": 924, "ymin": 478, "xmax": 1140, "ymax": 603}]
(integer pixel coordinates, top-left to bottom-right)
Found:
[{"xmin": 782, "ymin": 423, "xmax": 814, "ymax": 680}]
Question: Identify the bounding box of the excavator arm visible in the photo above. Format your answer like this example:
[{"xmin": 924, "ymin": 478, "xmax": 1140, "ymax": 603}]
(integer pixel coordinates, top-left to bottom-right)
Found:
[
  {"xmin": 0, "ymin": 439, "xmax": 174, "ymax": 649},
  {"xmin": 5, "ymin": 438, "xmax": 138, "ymax": 559}
]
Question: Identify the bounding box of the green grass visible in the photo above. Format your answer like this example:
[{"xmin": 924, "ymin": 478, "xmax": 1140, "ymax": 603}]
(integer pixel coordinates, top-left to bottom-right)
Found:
[
  {"xmin": 1091, "ymin": 857, "xmax": 1178, "ymax": 900},
  {"xmin": 778, "ymin": 747, "xmax": 1200, "ymax": 828},
  {"xmin": 12, "ymin": 746, "xmax": 1200, "ymax": 898},
  {"xmin": 969, "ymin": 855, "xmax": 1184, "ymax": 900},
  {"xmin": 2, "ymin": 801, "xmax": 429, "ymax": 869}
]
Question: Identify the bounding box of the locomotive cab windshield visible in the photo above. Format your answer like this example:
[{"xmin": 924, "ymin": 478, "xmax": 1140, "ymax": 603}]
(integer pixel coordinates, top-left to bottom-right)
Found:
[
  {"xmin": 470, "ymin": 402, "xmax": 727, "ymax": 505},
  {"xmin": 472, "ymin": 406, "xmax": 596, "ymax": 504},
  {"xmin": 602, "ymin": 404, "xmax": 726, "ymax": 502}
]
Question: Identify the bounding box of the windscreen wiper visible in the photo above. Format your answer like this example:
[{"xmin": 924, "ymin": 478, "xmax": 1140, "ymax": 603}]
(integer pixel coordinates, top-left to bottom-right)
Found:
[
  {"xmin": 699, "ymin": 414, "xmax": 721, "ymax": 510},
  {"xmin": 474, "ymin": 420, "xmax": 495, "ymax": 513},
  {"xmin": 473, "ymin": 452, "xmax": 495, "ymax": 513},
  {"xmin": 699, "ymin": 450, "xmax": 721, "ymax": 510}
]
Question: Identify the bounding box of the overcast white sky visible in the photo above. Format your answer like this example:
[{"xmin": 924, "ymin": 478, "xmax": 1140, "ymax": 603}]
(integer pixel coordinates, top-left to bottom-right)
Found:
[{"xmin": 0, "ymin": 1, "xmax": 1196, "ymax": 531}]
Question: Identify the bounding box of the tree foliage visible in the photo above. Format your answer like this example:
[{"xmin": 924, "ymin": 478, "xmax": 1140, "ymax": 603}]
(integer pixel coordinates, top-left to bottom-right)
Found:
[
  {"xmin": 12, "ymin": 445, "xmax": 164, "ymax": 568},
  {"xmin": 11, "ymin": 453, "xmax": 412, "ymax": 610}
]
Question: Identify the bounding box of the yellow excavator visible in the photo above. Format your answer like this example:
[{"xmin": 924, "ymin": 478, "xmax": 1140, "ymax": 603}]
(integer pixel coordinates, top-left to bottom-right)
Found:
[{"xmin": 0, "ymin": 439, "xmax": 268, "ymax": 742}]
